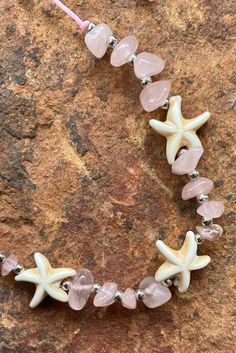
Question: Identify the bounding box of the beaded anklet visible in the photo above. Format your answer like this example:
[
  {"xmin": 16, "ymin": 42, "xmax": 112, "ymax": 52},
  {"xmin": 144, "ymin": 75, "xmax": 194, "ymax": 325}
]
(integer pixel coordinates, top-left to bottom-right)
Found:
[{"xmin": 0, "ymin": 1, "xmax": 224, "ymax": 311}]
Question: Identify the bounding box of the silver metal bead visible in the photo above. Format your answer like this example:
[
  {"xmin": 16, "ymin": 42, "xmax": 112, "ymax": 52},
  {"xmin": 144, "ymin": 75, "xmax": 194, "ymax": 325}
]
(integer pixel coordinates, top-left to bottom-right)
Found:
[
  {"xmin": 162, "ymin": 279, "xmax": 173, "ymax": 287},
  {"xmin": 202, "ymin": 218, "xmax": 213, "ymax": 226},
  {"xmin": 115, "ymin": 290, "xmax": 123, "ymax": 301},
  {"xmin": 136, "ymin": 289, "xmax": 145, "ymax": 300},
  {"xmin": 109, "ymin": 35, "xmax": 118, "ymax": 48},
  {"xmin": 195, "ymin": 233, "xmax": 204, "ymax": 245},
  {"xmin": 87, "ymin": 22, "xmax": 96, "ymax": 32},
  {"xmin": 197, "ymin": 194, "xmax": 209, "ymax": 204},
  {"xmin": 0, "ymin": 252, "xmax": 6, "ymax": 263},
  {"xmin": 160, "ymin": 99, "xmax": 169, "ymax": 110},
  {"xmin": 140, "ymin": 77, "xmax": 152, "ymax": 88},
  {"xmin": 177, "ymin": 147, "xmax": 188, "ymax": 157},
  {"xmin": 60, "ymin": 280, "xmax": 71, "ymax": 292},
  {"xmin": 128, "ymin": 54, "xmax": 137, "ymax": 66},
  {"xmin": 188, "ymin": 170, "xmax": 199, "ymax": 180},
  {"xmin": 92, "ymin": 283, "xmax": 101, "ymax": 293},
  {"xmin": 14, "ymin": 264, "xmax": 25, "ymax": 275}
]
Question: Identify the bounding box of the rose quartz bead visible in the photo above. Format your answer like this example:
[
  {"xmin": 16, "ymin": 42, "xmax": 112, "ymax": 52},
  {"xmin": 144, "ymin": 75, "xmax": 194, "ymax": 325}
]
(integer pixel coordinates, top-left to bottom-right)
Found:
[
  {"xmin": 139, "ymin": 277, "xmax": 171, "ymax": 308},
  {"xmin": 134, "ymin": 52, "xmax": 165, "ymax": 79},
  {"xmin": 196, "ymin": 224, "xmax": 223, "ymax": 241},
  {"xmin": 110, "ymin": 35, "xmax": 138, "ymax": 67},
  {"xmin": 84, "ymin": 23, "xmax": 112, "ymax": 58},
  {"xmin": 182, "ymin": 177, "xmax": 213, "ymax": 200},
  {"xmin": 68, "ymin": 268, "xmax": 94, "ymax": 310},
  {"xmin": 197, "ymin": 201, "xmax": 224, "ymax": 219},
  {"xmin": 1, "ymin": 254, "xmax": 18, "ymax": 276},
  {"xmin": 140, "ymin": 80, "xmax": 171, "ymax": 112},
  {"xmin": 93, "ymin": 282, "xmax": 118, "ymax": 307},
  {"xmin": 171, "ymin": 146, "xmax": 204, "ymax": 175},
  {"xmin": 121, "ymin": 288, "xmax": 137, "ymax": 309}
]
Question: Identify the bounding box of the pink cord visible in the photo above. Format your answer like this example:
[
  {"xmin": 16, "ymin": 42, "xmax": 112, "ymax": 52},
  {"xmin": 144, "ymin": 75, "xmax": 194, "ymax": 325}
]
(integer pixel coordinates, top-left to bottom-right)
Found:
[{"xmin": 52, "ymin": 0, "xmax": 90, "ymax": 31}]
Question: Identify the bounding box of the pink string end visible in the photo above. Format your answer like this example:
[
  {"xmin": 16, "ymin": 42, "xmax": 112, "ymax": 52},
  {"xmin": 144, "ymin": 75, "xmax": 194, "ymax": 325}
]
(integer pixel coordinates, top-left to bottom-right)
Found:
[{"xmin": 52, "ymin": 0, "xmax": 90, "ymax": 31}]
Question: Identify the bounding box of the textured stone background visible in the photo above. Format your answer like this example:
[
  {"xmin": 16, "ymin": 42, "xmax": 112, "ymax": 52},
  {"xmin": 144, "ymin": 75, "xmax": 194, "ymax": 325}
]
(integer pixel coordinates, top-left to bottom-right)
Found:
[{"xmin": 0, "ymin": 0, "xmax": 235, "ymax": 352}]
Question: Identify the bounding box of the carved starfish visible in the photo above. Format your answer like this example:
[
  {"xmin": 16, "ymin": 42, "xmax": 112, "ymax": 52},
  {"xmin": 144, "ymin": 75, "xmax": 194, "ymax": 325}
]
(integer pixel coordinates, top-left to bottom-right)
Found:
[
  {"xmin": 155, "ymin": 231, "xmax": 210, "ymax": 293},
  {"xmin": 149, "ymin": 96, "xmax": 210, "ymax": 165},
  {"xmin": 15, "ymin": 252, "xmax": 76, "ymax": 308}
]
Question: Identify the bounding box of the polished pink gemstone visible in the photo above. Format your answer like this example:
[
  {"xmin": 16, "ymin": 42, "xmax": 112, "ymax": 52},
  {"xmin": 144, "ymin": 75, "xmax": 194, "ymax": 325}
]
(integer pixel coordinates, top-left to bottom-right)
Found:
[
  {"xmin": 93, "ymin": 282, "xmax": 117, "ymax": 307},
  {"xmin": 171, "ymin": 146, "xmax": 204, "ymax": 175},
  {"xmin": 68, "ymin": 268, "xmax": 94, "ymax": 310},
  {"xmin": 196, "ymin": 224, "xmax": 223, "ymax": 241},
  {"xmin": 197, "ymin": 201, "xmax": 224, "ymax": 219},
  {"xmin": 121, "ymin": 288, "xmax": 137, "ymax": 309},
  {"xmin": 134, "ymin": 52, "xmax": 165, "ymax": 79},
  {"xmin": 110, "ymin": 36, "xmax": 138, "ymax": 67},
  {"xmin": 84, "ymin": 23, "xmax": 112, "ymax": 58},
  {"xmin": 1, "ymin": 254, "xmax": 18, "ymax": 276},
  {"xmin": 182, "ymin": 177, "xmax": 213, "ymax": 200},
  {"xmin": 139, "ymin": 277, "xmax": 171, "ymax": 308},
  {"xmin": 140, "ymin": 80, "xmax": 171, "ymax": 112}
]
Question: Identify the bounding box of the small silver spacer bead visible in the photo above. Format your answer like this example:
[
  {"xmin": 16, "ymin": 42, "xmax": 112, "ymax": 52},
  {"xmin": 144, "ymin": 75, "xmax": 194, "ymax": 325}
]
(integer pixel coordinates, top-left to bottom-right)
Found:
[
  {"xmin": 136, "ymin": 289, "xmax": 145, "ymax": 300},
  {"xmin": 92, "ymin": 283, "xmax": 101, "ymax": 294},
  {"xmin": 109, "ymin": 35, "xmax": 118, "ymax": 48},
  {"xmin": 140, "ymin": 76, "xmax": 152, "ymax": 88},
  {"xmin": 202, "ymin": 217, "xmax": 213, "ymax": 226},
  {"xmin": 160, "ymin": 99, "xmax": 169, "ymax": 110},
  {"xmin": 188, "ymin": 170, "xmax": 199, "ymax": 180},
  {"xmin": 87, "ymin": 22, "xmax": 96, "ymax": 32},
  {"xmin": 162, "ymin": 279, "xmax": 173, "ymax": 287},
  {"xmin": 177, "ymin": 147, "xmax": 188, "ymax": 157},
  {"xmin": 14, "ymin": 264, "xmax": 25, "ymax": 275},
  {"xmin": 195, "ymin": 233, "xmax": 204, "ymax": 245},
  {"xmin": 0, "ymin": 252, "xmax": 6, "ymax": 263},
  {"xmin": 128, "ymin": 54, "xmax": 137, "ymax": 66},
  {"xmin": 197, "ymin": 194, "xmax": 209, "ymax": 204},
  {"xmin": 60, "ymin": 280, "xmax": 71, "ymax": 292},
  {"xmin": 115, "ymin": 290, "xmax": 123, "ymax": 301}
]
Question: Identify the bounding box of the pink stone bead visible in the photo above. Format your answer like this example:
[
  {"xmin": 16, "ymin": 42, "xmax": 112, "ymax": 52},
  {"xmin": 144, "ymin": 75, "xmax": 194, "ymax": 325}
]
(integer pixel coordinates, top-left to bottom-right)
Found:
[
  {"xmin": 1, "ymin": 254, "xmax": 18, "ymax": 276},
  {"xmin": 134, "ymin": 52, "xmax": 165, "ymax": 79},
  {"xmin": 84, "ymin": 23, "xmax": 112, "ymax": 58},
  {"xmin": 121, "ymin": 288, "xmax": 137, "ymax": 309},
  {"xmin": 110, "ymin": 35, "xmax": 138, "ymax": 67},
  {"xmin": 197, "ymin": 201, "xmax": 224, "ymax": 219},
  {"xmin": 171, "ymin": 146, "xmax": 204, "ymax": 175},
  {"xmin": 139, "ymin": 277, "xmax": 171, "ymax": 308},
  {"xmin": 93, "ymin": 282, "xmax": 118, "ymax": 307},
  {"xmin": 68, "ymin": 268, "xmax": 94, "ymax": 310},
  {"xmin": 140, "ymin": 80, "xmax": 171, "ymax": 112},
  {"xmin": 182, "ymin": 177, "xmax": 214, "ymax": 200},
  {"xmin": 196, "ymin": 224, "xmax": 223, "ymax": 241}
]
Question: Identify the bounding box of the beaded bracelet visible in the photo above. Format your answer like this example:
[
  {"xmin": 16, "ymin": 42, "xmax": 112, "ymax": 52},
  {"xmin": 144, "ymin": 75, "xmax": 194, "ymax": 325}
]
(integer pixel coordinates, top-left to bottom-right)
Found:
[{"xmin": 0, "ymin": 0, "xmax": 224, "ymax": 311}]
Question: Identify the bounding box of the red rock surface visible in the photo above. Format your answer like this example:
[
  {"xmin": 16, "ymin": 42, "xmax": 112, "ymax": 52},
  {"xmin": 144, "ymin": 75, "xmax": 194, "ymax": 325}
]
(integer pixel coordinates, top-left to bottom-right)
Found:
[{"xmin": 0, "ymin": 1, "xmax": 235, "ymax": 352}]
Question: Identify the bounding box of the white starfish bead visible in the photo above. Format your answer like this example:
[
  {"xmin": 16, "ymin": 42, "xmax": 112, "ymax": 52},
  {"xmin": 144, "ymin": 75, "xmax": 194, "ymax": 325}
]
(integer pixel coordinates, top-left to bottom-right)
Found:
[
  {"xmin": 155, "ymin": 231, "xmax": 211, "ymax": 293},
  {"xmin": 149, "ymin": 96, "xmax": 210, "ymax": 165},
  {"xmin": 15, "ymin": 252, "xmax": 76, "ymax": 308}
]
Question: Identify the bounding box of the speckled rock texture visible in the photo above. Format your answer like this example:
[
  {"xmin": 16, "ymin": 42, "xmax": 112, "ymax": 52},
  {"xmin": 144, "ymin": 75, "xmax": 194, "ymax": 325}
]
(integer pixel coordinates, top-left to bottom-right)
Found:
[{"xmin": 0, "ymin": 0, "xmax": 235, "ymax": 352}]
